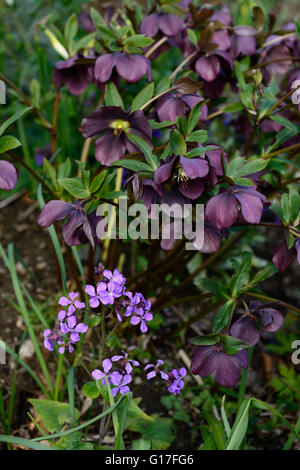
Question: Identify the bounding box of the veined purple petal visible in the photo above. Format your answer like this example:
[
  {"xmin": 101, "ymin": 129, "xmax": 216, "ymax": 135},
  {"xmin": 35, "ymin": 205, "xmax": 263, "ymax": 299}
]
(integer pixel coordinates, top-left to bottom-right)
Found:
[
  {"xmin": 116, "ymin": 54, "xmax": 149, "ymax": 83},
  {"xmin": 178, "ymin": 178, "xmax": 205, "ymax": 199},
  {"xmin": 195, "ymin": 56, "xmax": 220, "ymax": 82},
  {"xmin": 0, "ymin": 160, "xmax": 18, "ymax": 190},
  {"xmin": 103, "ymin": 359, "xmax": 112, "ymax": 374},
  {"xmin": 180, "ymin": 156, "xmax": 209, "ymax": 179},
  {"xmin": 140, "ymin": 14, "xmax": 160, "ymax": 37},
  {"xmin": 231, "ymin": 316, "xmax": 260, "ymax": 346},
  {"xmin": 158, "ymin": 13, "xmax": 184, "ymax": 36},
  {"xmin": 75, "ymin": 323, "xmax": 88, "ymax": 333},
  {"xmin": 95, "ymin": 132, "xmax": 126, "ymax": 165},
  {"xmin": 156, "ymin": 95, "xmax": 186, "ymax": 122},
  {"xmin": 94, "ymin": 54, "xmax": 116, "ymax": 83},
  {"xmin": 272, "ymin": 241, "xmax": 293, "ymax": 272},
  {"xmin": 92, "ymin": 369, "xmax": 105, "ymax": 380},
  {"xmin": 235, "ymin": 193, "xmax": 263, "ymax": 224},
  {"xmin": 38, "ymin": 200, "xmax": 73, "ymax": 227},
  {"xmin": 206, "ymin": 192, "xmax": 238, "ymax": 229}
]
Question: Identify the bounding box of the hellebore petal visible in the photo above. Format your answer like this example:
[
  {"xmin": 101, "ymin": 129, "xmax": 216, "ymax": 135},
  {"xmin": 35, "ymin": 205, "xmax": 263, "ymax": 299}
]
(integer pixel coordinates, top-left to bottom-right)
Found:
[
  {"xmin": 230, "ymin": 316, "xmax": 260, "ymax": 346},
  {"xmin": 265, "ymin": 45, "xmax": 292, "ymax": 75},
  {"xmin": 0, "ymin": 160, "xmax": 18, "ymax": 190},
  {"xmin": 128, "ymin": 110, "xmax": 153, "ymax": 141},
  {"xmin": 213, "ymin": 352, "xmax": 242, "ymax": 388},
  {"xmin": 272, "ymin": 241, "xmax": 293, "ymax": 272},
  {"xmin": 95, "ymin": 132, "xmax": 126, "ymax": 165},
  {"xmin": 179, "ymin": 155, "xmax": 209, "ymax": 179},
  {"xmin": 94, "ymin": 54, "xmax": 116, "ymax": 83},
  {"xmin": 190, "ymin": 346, "xmax": 219, "ymax": 378},
  {"xmin": 195, "ymin": 56, "xmax": 220, "ymax": 82},
  {"xmin": 79, "ymin": 106, "xmax": 127, "ymax": 138},
  {"xmin": 140, "ymin": 14, "xmax": 160, "ymax": 37},
  {"xmin": 212, "ymin": 30, "xmax": 231, "ymax": 51},
  {"xmin": 62, "ymin": 210, "xmax": 86, "ymax": 246},
  {"xmin": 154, "ymin": 157, "xmax": 175, "ymax": 186},
  {"xmin": 231, "ymin": 34, "xmax": 256, "ymax": 58},
  {"xmin": 258, "ymin": 307, "xmax": 283, "ymax": 332},
  {"xmin": 38, "ymin": 200, "xmax": 73, "ymax": 227},
  {"xmin": 115, "ymin": 54, "xmax": 150, "ymax": 83},
  {"xmin": 156, "ymin": 95, "xmax": 186, "ymax": 122},
  {"xmin": 158, "ymin": 13, "xmax": 184, "ymax": 37},
  {"xmin": 178, "ymin": 177, "xmax": 205, "ymax": 199},
  {"xmin": 206, "ymin": 192, "xmax": 238, "ymax": 229},
  {"xmin": 235, "ymin": 192, "xmax": 263, "ymax": 224},
  {"xmin": 193, "ymin": 222, "xmax": 221, "ymax": 253}
]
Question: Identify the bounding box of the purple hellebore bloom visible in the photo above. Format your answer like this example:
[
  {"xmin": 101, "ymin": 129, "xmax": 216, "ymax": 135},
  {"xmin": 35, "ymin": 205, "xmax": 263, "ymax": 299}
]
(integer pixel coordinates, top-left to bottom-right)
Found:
[
  {"xmin": 211, "ymin": 5, "xmax": 232, "ymax": 26},
  {"xmin": 192, "ymin": 221, "xmax": 222, "ymax": 253},
  {"xmin": 53, "ymin": 54, "xmax": 91, "ymax": 96},
  {"xmin": 140, "ymin": 13, "xmax": 184, "ymax": 38},
  {"xmin": 261, "ymin": 38, "xmax": 292, "ymax": 75},
  {"xmin": 155, "ymin": 92, "xmax": 208, "ymax": 123},
  {"xmin": 272, "ymin": 240, "xmax": 294, "ymax": 272},
  {"xmin": 58, "ymin": 292, "xmax": 86, "ymax": 316},
  {"xmin": 212, "ymin": 29, "xmax": 231, "ymax": 52},
  {"xmin": 190, "ymin": 341, "xmax": 248, "ymax": 387},
  {"xmin": 167, "ymin": 368, "xmax": 187, "ymax": 395},
  {"xmin": 194, "ymin": 50, "xmax": 233, "ymax": 83},
  {"xmin": 111, "ymin": 351, "xmax": 140, "ymax": 374},
  {"xmin": 110, "ymin": 372, "xmax": 132, "ymax": 397},
  {"xmin": 79, "ymin": 106, "xmax": 153, "ymax": 165},
  {"xmin": 231, "ymin": 301, "xmax": 283, "ymax": 347},
  {"xmin": 0, "ymin": 160, "xmax": 18, "ymax": 191},
  {"xmin": 94, "ymin": 52, "xmax": 151, "ymax": 83},
  {"xmin": 231, "ymin": 26, "xmax": 257, "ymax": 59},
  {"xmin": 92, "ymin": 358, "xmax": 113, "ymax": 384},
  {"xmin": 144, "ymin": 360, "xmax": 169, "ymax": 381},
  {"xmin": 206, "ymin": 185, "xmax": 269, "ymax": 229},
  {"xmin": 38, "ymin": 200, "xmax": 104, "ymax": 247}
]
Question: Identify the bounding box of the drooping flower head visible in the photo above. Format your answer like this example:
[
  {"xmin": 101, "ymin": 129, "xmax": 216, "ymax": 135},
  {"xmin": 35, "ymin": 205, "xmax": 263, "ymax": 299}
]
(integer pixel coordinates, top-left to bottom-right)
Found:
[
  {"xmin": 79, "ymin": 106, "xmax": 152, "ymax": 165},
  {"xmin": 53, "ymin": 54, "xmax": 93, "ymax": 96},
  {"xmin": 140, "ymin": 13, "xmax": 184, "ymax": 38},
  {"xmin": 94, "ymin": 52, "xmax": 151, "ymax": 84}
]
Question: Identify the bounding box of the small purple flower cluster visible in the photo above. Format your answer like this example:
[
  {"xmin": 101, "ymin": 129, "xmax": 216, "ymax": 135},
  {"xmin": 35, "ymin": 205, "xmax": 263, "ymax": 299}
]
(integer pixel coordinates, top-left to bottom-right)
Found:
[
  {"xmin": 43, "ymin": 291, "xmax": 88, "ymax": 354},
  {"xmin": 85, "ymin": 269, "xmax": 154, "ymax": 333},
  {"xmin": 92, "ymin": 354, "xmax": 187, "ymax": 397}
]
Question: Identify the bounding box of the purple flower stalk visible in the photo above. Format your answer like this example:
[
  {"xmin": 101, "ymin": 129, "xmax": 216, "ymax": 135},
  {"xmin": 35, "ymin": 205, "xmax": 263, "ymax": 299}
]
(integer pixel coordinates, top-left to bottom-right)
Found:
[
  {"xmin": 124, "ymin": 292, "xmax": 153, "ymax": 333},
  {"xmin": 43, "ymin": 315, "xmax": 88, "ymax": 354},
  {"xmin": 167, "ymin": 368, "xmax": 187, "ymax": 395},
  {"xmin": 144, "ymin": 360, "xmax": 169, "ymax": 380}
]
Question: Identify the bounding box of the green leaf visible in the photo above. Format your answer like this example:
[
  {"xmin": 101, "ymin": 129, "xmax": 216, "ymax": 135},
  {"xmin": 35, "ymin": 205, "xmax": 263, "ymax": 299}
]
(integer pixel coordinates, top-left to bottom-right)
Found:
[
  {"xmin": 241, "ymin": 83, "xmax": 255, "ymax": 110},
  {"xmin": 42, "ymin": 27, "xmax": 69, "ymax": 59},
  {"xmin": 281, "ymin": 192, "xmax": 290, "ymax": 225},
  {"xmin": 289, "ymin": 187, "xmax": 300, "ymax": 223},
  {"xmin": 43, "ymin": 158, "xmax": 58, "ymax": 190},
  {"xmin": 131, "ymin": 82, "xmax": 155, "ymax": 112},
  {"xmin": 132, "ymin": 438, "xmax": 152, "ymax": 450},
  {"xmin": 90, "ymin": 7, "xmax": 106, "ymax": 28},
  {"xmin": 226, "ymin": 398, "xmax": 252, "ymax": 450},
  {"xmin": 127, "ymin": 134, "xmax": 158, "ymax": 170},
  {"xmin": 235, "ymin": 158, "xmax": 269, "ymax": 177},
  {"xmin": 186, "ymin": 145, "xmax": 219, "ymax": 158},
  {"xmin": 186, "ymin": 130, "xmax": 208, "ymax": 144},
  {"xmin": 271, "ymin": 202, "xmax": 283, "ymax": 223},
  {"xmin": 203, "ymin": 413, "xmax": 226, "ymax": 450},
  {"xmin": 129, "ymin": 417, "xmax": 175, "ymax": 450},
  {"xmin": 155, "ymin": 77, "xmax": 171, "ymax": 94},
  {"xmin": 213, "ymin": 300, "xmax": 235, "ymax": 333},
  {"xmin": 0, "ymin": 107, "xmax": 33, "ymax": 136},
  {"xmin": 250, "ymin": 263, "xmax": 278, "ymax": 285},
  {"xmin": 58, "ymin": 178, "xmax": 90, "ymax": 199},
  {"xmin": 89, "ymin": 170, "xmax": 107, "ymax": 194},
  {"xmin": 230, "ymin": 252, "xmax": 252, "ymax": 296},
  {"xmin": 187, "ymin": 102, "xmax": 207, "ymax": 134},
  {"xmin": 112, "ymin": 159, "xmax": 153, "ymax": 173},
  {"xmin": 28, "ymin": 399, "xmax": 80, "ymax": 433},
  {"xmin": 30, "ymin": 79, "xmax": 41, "ymax": 108},
  {"xmin": 232, "ymin": 177, "xmax": 253, "ymax": 186},
  {"xmin": 199, "ymin": 278, "xmax": 229, "ymax": 299},
  {"xmin": 0, "ymin": 434, "xmax": 54, "ymax": 450},
  {"xmin": 124, "ymin": 34, "xmax": 154, "ymax": 47},
  {"xmin": 234, "ymin": 60, "xmax": 246, "ymax": 90},
  {"xmin": 73, "ymin": 33, "xmax": 96, "ymax": 53},
  {"xmin": 190, "ymin": 335, "xmax": 220, "ymax": 346},
  {"xmin": 64, "ymin": 13, "xmax": 78, "ymax": 52},
  {"xmin": 82, "ymin": 381, "xmax": 100, "ymax": 399},
  {"xmin": 0, "ymin": 135, "xmax": 21, "ymax": 153},
  {"xmin": 170, "ymin": 129, "xmax": 186, "ymax": 155},
  {"xmin": 104, "ymin": 82, "xmax": 124, "ymax": 108},
  {"xmin": 220, "ymin": 334, "xmax": 250, "ymax": 355},
  {"xmin": 223, "ymin": 102, "xmax": 244, "ymax": 113},
  {"xmin": 149, "ymin": 119, "xmax": 174, "ymax": 129}
]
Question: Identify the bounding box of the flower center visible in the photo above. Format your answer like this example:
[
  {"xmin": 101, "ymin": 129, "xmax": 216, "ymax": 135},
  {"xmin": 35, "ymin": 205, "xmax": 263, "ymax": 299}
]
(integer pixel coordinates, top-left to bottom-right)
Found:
[
  {"xmin": 172, "ymin": 164, "xmax": 189, "ymax": 183},
  {"xmin": 110, "ymin": 119, "xmax": 130, "ymax": 135}
]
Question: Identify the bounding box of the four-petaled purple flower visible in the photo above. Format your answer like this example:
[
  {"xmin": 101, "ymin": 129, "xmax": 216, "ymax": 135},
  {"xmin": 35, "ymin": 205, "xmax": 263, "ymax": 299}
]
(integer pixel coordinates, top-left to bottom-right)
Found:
[
  {"xmin": 79, "ymin": 106, "xmax": 152, "ymax": 165},
  {"xmin": 111, "ymin": 351, "xmax": 140, "ymax": 374},
  {"xmin": 58, "ymin": 291, "xmax": 85, "ymax": 316},
  {"xmin": 125, "ymin": 292, "xmax": 153, "ymax": 333},
  {"xmin": 167, "ymin": 368, "xmax": 187, "ymax": 395},
  {"xmin": 92, "ymin": 359, "xmax": 113, "ymax": 385},
  {"xmin": 144, "ymin": 360, "xmax": 169, "ymax": 380},
  {"xmin": 110, "ymin": 371, "xmax": 132, "ymax": 397},
  {"xmin": 43, "ymin": 315, "xmax": 88, "ymax": 354}
]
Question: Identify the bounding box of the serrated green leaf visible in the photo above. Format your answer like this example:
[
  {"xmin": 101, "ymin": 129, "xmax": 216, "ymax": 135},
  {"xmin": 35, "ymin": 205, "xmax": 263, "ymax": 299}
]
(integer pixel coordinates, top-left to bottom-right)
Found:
[
  {"xmin": 213, "ymin": 300, "xmax": 235, "ymax": 333},
  {"xmin": 58, "ymin": 178, "xmax": 90, "ymax": 199}
]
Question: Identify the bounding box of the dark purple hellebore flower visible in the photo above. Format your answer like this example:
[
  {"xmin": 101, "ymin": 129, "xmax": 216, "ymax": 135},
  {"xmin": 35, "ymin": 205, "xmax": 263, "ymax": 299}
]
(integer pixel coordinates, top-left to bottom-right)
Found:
[
  {"xmin": 206, "ymin": 186, "xmax": 269, "ymax": 229},
  {"xmin": 155, "ymin": 92, "xmax": 208, "ymax": 123},
  {"xmin": 231, "ymin": 26, "xmax": 257, "ymax": 59},
  {"xmin": 190, "ymin": 341, "xmax": 248, "ymax": 387},
  {"xmin": 94, "ymin": 52, "xmax": 151, "ymax": 83},
  {"xmin": 53, "ymin": 54, "xmax": 91, "ymax": 95},
  {"xmin": 272, "ymin": 239, "xmax": 300, "ymax": 272},
  {"xmin": 194, "ymin": 50, "xmax": 233, "ymax": 83},
  {"xmin": 260, "ymin": 37, "xmax": 292, "ymax": 75},
  {"xmin": 211, "ymin": 5, "xmax": 233, "ymax": 26},
  {"xmin": 154, "ymin": 154, "xmax": 209, "ymax": 200},
  {"xmin": 231, "ymin": 301, "xmax": 283, "ymax": 347},
  {"xmin": 0, "ymin": 160, "xmax": 18, "ymax": 190},
  {"xmin": 192, "ymin": 221, "xmax": 222, "ymax": 253},
  {"xmin": 38, "ymin": 200, "xmax": 105, "ymax": 247},
  {"xmin": 79, "ymin": 106, "xmax": 152, "ymax": 165},
  {"xmin": 140, "ymin": 13, "xmax": 184, "ymax": 38}
]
